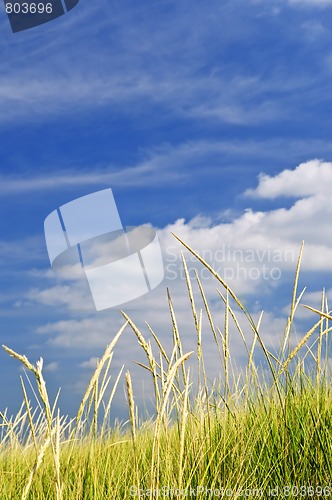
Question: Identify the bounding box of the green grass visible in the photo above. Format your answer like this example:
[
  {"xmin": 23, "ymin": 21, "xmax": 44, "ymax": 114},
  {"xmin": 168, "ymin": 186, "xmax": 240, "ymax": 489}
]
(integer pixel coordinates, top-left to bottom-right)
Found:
[{"xmin": 1, "ymin": 236, "xmax": 332, "ymax": 499}]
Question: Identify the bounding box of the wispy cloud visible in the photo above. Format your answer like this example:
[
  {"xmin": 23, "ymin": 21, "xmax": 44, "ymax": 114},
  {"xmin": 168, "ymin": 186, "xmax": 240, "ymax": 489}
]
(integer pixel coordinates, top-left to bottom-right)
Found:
[
  {"xmin": 0, "ymin": 236, "xmax": 45, "ymax": 266},
  {"xmin": 44, "ymin": 361, "xmax": 59, "ymax": 372},
  {"xmin": 286, "ymin": 0, "xmax": 332, "ymax": 6},
  {"xmin": 0, "ymin": 144, "xmax": 187, "ymax": 193},
  {"xmin": 255, "ymin": 0, "xmax": 332, "ymax": 7},
  {"xmin": 2, "ymin": 140, "xmax": 332, "ymax": 195},
  {"xmin": 1, "ymin": 1, "xmax": 327, "ymax": 127},
  {"xmin": 79, "ymin": 357, "xmax": 98, "ymax": 369}
]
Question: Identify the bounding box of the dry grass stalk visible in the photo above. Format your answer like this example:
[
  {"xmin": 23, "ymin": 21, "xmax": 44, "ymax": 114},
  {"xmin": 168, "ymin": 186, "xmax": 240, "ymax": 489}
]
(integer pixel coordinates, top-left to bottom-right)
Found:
[
  {"xmin": 54, "ymin": 409, "xmax": 62, "ymax": 500},
  {"xmin": 224, "ymin": 290, "xmax": 230, "ymax": 397},
  {"xmin": 2, "ymin": 346, "xmax": 64, "ymax": 500},
  {"xmin": 167, "ymin": 288, "xmax": 187, "ymax": 387},
  {"xmin": 22, "ymin": 434, "xmax": 51, "ymax": 500},
  {"xmin": 150, "ymin": 351, "xmax": 193, "ymax": 494},
  {"xmin": 178, "ymin": 367, "xmax": 191, "ymax": 492},
  {"xmin": 181, "ymin": 252, "xmax": 199, "ymax": 332},
  {"xmin": 102, "ymin": 365, "xmax": 124, "ymax": 430},
  {"xmin": 76, "ymin": 320, "xmax": 127, "ymax": 423},
  {"xmin": 0, "ymin": 406, "xmax": 26, "ymax": 451},
  {"xmin": 281, "ymin": 241, "xmax": 305, "ymax": 357},
  {"xmin": 195, "ymin": 270, "xmax": 223, "ymax": 363},
  {"xmin": 20, "ymin": 376, "xmax": 38, "ymax": 453},
  {"xmin": 217, "ymin": 289, "xmax": 249, "ymax": 356},
  {"xmin": 279, "ymin": 317, "xmax": 324, "ymax": 376},
  {"xmin": 126, "ymin": 371, "xmax": 136, "ymax": 443},
  {"xmin": 2, "ymin": 236, "xmax": 331, "ymax": 497},
  {"xmin": 302, "ymin": 304, "xmax": 332, "ymax": 321},
  {"xmin": 172, "ymin": 232, "xmax": 245, "ymax": 311},
  {"xmin": 126, "ymin": 370, "xmax": 140, "ymax": 491},
  {"xmin": 146, "ymin": 322, "xmax": 169, "ymax": 363},
  {"xmin": 316, "ymin": 289, "xmax": 326, "ymax": 385},
  {"xmin": 121, "ymin": 312, "xmax": 161, "ymax": 409}
]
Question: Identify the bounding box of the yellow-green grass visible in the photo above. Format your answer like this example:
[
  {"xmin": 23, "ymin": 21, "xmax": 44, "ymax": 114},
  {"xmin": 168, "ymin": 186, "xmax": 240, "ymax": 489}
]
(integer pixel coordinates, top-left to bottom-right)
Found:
[{"xmin": 1, "ymin": 236, "xmax": 332, "ymax": 499}]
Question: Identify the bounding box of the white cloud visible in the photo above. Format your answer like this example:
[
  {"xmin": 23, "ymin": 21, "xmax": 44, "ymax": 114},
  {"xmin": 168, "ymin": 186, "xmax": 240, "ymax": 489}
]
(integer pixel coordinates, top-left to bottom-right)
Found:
[
  {"xmin": 27, "ymin": 281, "xmax": 95, "ymax": 313},
  {"xmin": 27, "ymin": 159, "xmax": 332, "ymax": 353},
  {"xmin": 245, "ymin": 159, "xmax": 332, "ymax": 198},
  {"xmin": 79, "ymin": 357, "xmax": 99, "ymax": 369},
  {"xmin": 44, "ymin": 362, "xmax": 59, "ymax": 373},
  {"xmin": 301, "ymin": 288, "xmax": 332, "ymax": 304}
]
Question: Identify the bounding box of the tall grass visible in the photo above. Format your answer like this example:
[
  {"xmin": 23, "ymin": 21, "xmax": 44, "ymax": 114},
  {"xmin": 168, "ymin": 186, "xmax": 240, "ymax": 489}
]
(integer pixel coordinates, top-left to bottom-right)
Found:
[{"xmin": 1, "ymin": 236, "xmax": 332, "ymax": 499}]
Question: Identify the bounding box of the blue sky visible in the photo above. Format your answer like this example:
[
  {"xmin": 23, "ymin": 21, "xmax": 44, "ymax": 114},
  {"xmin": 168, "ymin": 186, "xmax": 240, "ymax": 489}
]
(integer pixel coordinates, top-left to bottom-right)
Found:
[{"xmin": 1, "ymin": 0, "xmax": 332, "ymax": 421}]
